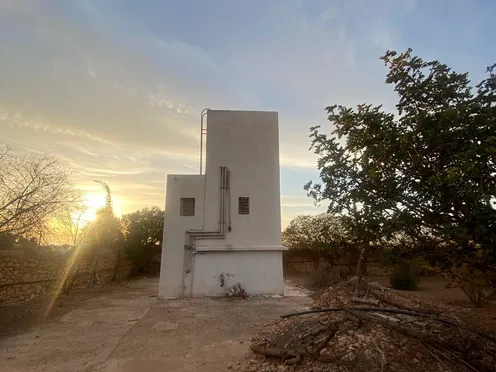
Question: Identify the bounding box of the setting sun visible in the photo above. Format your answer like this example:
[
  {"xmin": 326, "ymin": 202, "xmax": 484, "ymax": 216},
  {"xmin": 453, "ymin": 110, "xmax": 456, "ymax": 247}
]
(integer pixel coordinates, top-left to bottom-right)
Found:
[{"xmin": 82, "ymin": 193, "xmax": 107, "ymax": 222}]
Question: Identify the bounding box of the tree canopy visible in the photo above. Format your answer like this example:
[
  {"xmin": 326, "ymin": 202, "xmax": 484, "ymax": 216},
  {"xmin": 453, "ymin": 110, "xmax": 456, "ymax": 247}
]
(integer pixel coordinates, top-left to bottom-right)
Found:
[
  {"xmin": 305, "ymin": 49, "xmax": 496, "ymax": 273},
  {"xmin": 84, "ymin": 181, "xmax": 124, "ymax": 256},
  {"xmin": 122, "ymin": 206, "xmax": 164, "ymax": 272},
  {"xmin": 282, "ymin": 214, "xmax": 349, "ymax": 256}
]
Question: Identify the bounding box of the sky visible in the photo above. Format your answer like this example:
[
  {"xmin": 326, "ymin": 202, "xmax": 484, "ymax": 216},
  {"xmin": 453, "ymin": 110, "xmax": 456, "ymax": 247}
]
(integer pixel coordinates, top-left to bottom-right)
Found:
[{"xmin": 1, "ymin": 0, "xmax": 495, "ymax": 228}]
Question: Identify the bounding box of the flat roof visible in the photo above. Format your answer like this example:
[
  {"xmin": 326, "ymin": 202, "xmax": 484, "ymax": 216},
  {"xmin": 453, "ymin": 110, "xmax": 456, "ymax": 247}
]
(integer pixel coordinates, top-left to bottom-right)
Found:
[{"xmin": 206, "ymin": 109, "xmax": 278, "ymax": 114}]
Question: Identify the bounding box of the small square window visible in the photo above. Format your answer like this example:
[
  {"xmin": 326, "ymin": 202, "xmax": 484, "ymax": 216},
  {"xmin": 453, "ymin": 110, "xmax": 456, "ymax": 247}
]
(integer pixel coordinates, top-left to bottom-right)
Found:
[
  {"xmin": 238, "ymin": 197, "xmax": 250, "ymax": 215},
  {"xmin": 180, "ymin": 198, "xmax": 195, "ymax": 216}
]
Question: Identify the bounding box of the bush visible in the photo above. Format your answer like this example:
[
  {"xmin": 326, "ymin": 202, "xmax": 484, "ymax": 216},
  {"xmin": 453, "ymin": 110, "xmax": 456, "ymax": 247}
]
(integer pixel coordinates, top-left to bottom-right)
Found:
[
  {"xmin": 309, "ymin": 261, "xmax": 349, "ymax": 288},
  {"xmin": 390, "ymin": 262, "xmax": 418, "ymax": 290},
  {"xmin": 451, "ymin": 264, "xmax": 488, "ymax": 305}
]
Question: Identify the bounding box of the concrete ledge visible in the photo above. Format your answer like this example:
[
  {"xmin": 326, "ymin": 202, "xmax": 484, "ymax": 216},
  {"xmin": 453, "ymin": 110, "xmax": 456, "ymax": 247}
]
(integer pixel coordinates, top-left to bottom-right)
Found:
[{"xmin": 195, "ymin": 245, "xmax": 288, "ymax": 252}]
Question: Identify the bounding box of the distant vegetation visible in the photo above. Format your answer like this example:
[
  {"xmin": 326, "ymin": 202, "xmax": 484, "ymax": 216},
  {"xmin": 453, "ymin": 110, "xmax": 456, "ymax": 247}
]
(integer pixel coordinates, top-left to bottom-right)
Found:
[{"xmin": 0, "ymin": 146, "xmax": 164, "ymax": 291}]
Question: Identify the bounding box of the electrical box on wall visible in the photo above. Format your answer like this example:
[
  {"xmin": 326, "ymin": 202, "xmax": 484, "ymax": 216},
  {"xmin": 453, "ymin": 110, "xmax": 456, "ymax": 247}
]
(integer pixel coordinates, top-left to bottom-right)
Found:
[{"xmin": 238, "ymin": 197, "xmax": 250, "ymax": 215}]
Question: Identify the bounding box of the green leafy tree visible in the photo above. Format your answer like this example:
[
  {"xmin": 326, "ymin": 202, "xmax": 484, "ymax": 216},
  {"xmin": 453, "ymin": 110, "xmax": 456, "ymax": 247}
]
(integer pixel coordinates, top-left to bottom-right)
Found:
[
  {"xmin": 282, "ymin": 214, "xmax": 349, "ymax": 256},
  {"xmin": 122, "ymin": 207, "xmax": 164, "ymax": 273},
  {"xmin": 0, "ymin": 232, "xmax": 39, "ymax": 251},
  {"xmin": 305, "ymin": 49, "xmax": 496, "ymax": 300},
  {"xmin": 0, "ymin": 232, "xmax": 16, "ymax": 250}
]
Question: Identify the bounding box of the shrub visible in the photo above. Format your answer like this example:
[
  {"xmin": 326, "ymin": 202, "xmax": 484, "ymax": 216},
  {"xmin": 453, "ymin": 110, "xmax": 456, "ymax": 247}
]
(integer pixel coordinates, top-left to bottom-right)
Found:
[
  {"xmin": 309, "ymin": 261, "xmax": 349, "ymax": 288},
  {"xmin": 390, "ymin": 262, "xmax": 418, "ymax": 290},
  {"xmin": 451, "ymin": 264, "xmax": 488, "ymax": 305}
]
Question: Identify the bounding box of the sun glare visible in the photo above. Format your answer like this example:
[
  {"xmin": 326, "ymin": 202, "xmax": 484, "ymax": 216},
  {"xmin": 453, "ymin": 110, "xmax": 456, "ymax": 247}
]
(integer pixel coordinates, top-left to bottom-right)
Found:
[{"xmin": 82, "ymin": 193, "xmax": 107, "ymax": 222}]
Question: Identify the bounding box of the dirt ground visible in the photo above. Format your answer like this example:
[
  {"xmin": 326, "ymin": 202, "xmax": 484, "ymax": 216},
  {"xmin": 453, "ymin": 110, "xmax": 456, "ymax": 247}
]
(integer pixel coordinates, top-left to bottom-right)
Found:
[{"xmin": 0, "ymin": 278, "xmax": 311, "ymax": 372}]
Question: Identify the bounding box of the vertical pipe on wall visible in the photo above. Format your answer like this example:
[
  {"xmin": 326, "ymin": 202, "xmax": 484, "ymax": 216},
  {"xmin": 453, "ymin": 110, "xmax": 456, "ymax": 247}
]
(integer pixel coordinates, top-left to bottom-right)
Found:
[
  {"xmin": 188, "ymin": 248, "xmax": 195, "ymax": 298},
  {"xmin": 222, "ymin": 166, "xmax": 227, "ymax": 234},
  {"xmin": 199, "ymin": 108, "xmax": 209, "ymax": 175},
  {"xmin": 201, "ymin": 171, "xmax": 207, "ymax": 231},
  {"xmin": 227, "ymin": 169, "xmax": 232, "ymax": 232},
  {"xmin": 188, "ymin": 166, "xmax": 226, "ymax": 297},
  {"xmin": 182, "ymin": 166, "xmax": 230, "ymax": 297},
  {"xmin": 219, "ymin": 166, "xmax": 225, "ymax": 231},
  {"xmin": 181, "ymin": 230, "xmax": 189, "ymax": 297}
]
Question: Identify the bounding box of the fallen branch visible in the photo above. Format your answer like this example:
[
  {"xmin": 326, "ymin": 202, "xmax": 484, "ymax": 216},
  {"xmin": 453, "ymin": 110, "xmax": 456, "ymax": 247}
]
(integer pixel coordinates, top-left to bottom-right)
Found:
[
  {"xmin": 351, "ymin": 297, "xmax": 380, "ymax": 306},
  {"xmin": 251, "ymin": 343, "xmax": 346, "ymax": 365},
  {"xmin": 300, "ymin": 324, "xmax": 325, "ymax": 340},
  {"xmin": 346, "ymin": 310, "xmax": 486, "ymax": 371},
  {"xmin": 354, "ymin": 248, "xmax": 368, "ymax": 297},
  {"xmin": 368, "ymin": 286, "xmax": 441, "ymax": 315},
  {"xmin": 373, "ymin": 313, "xmax": 401, "ymax": 323},
  {"xmin": 252, "ymin": 324, "xmax": 340, "ymax": 365},
  {"xmin": 346, "ymin": 310, "xmax": 430, "ymax": 343},
  {"xmin": 418, "ymin": 342, "xmax": 453, "ymax": 372},
  {"xmin": 250, "ymin": 345, "xmax": 302, "ymax": 365},
  {"xmin": 427, "ymin": 343, "xmax": 479, "ymax": 372},
  {"xmin": 280, "ymin": 307, "xmax": 496, "ymax": 343},
  {"xmin": 309, "ymin": 327, "xmax": 338, "ymax": 355},
  {"xmin": 315, "ymin": 351, "xmax": 347, "ymax": 363}
]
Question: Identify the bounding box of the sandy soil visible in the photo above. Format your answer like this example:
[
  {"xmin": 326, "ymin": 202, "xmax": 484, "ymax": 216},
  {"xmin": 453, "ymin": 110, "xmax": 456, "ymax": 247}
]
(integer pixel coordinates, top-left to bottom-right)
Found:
[{"xmin": 0, "ymin": 278, "xmax": 311, "ymax": 372}]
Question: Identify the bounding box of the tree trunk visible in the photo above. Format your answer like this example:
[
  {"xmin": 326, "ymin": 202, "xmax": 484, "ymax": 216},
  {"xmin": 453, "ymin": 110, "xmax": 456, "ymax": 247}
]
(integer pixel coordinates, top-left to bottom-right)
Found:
[
  {"xmin": 355, "ymin": 245, "xmax": 369, "ymax": 296},
  {"xmin": 92, "ymin": 258, "xmax": 98, "ymax": 286},
  {"xmin": 111, "ymin": 250, "xmax": 121, "ymax": 282}
]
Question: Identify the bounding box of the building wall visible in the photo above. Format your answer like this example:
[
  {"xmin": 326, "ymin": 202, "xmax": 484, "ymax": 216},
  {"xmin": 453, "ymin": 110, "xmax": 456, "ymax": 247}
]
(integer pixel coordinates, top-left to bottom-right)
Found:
[
  {"xmin": 159, "ymin": 110, "xmax": 286, "ymax": 298},
  {"xmin": 158, "ymin": 174, "xmax": 205, "ymax": 298},
  {"xmin": 200, "ymin": 110, "xmax": 282, "ymax": 249},
  {"xmin": 192, "ymin": 251, "xmax": 284, "ymax": 296}
]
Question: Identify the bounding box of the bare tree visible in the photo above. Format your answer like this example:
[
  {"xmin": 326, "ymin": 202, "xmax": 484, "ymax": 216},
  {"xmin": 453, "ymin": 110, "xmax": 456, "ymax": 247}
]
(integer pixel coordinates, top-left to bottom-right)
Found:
[
  {"xmin": 46, "ymin": 204, "xmax": 90, "ymax": 293},
  {"xmin": 52, "ymin": 204, "xmax": 89, "ymax": 248},
  {"xmin": 0, "ymin": 146, "xmax": 82, "ymax": 238}
]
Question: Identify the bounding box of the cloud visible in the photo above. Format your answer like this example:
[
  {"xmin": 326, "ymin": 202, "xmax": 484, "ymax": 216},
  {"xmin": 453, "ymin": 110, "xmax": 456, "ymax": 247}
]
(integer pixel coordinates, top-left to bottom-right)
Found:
[
  {"xmin": 0, "ymin": 1, "xmax": 211, "ymax": 156},
  {"xmin": 0, "ymin": 0, "xmax": 394, "ymax": 219},
  {"xmin": 4, "ymin": 0, "xmax": 493, "ymax": 228},
  {"xmin": 281, "ymin": 195, "xmax": 316, "ymax": 208},
  {"xmin": 370, "ymin": 28, "xmax": 394, "ymax": 51}
]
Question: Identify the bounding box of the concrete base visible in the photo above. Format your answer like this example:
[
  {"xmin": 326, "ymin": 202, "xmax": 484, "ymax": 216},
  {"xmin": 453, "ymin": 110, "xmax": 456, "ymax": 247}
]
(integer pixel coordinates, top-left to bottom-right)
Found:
[{"xmin": 189, "ymin": 250, "xmax": 284, "ymax": 297}]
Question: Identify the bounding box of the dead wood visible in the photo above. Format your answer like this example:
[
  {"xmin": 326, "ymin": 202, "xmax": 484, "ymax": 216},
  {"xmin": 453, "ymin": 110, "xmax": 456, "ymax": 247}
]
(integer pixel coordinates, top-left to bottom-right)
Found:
[
  {"xmin": 282, "ymin": 306, "xmax": 496, "ymax": 343},
  {"xmin": 373, "ymin": 313, "xmax": 401, "ymax": 323},
  {"xmin": 250, "ymin": 345, "xmax": 303, "ymax": 365},
  {"xmin": 346, "ymin": 310, "xmax": 487, "ymax": 371},
  {"xmin": 315, "ymin": 351, "xmax": 347, "ymax": 363},
  {"xmin": 351, "ymin": 297, "xmax": 380, "ymax": 306},
  {"xmin": 354, "ymin": 247, "xmax": 368, "ymax": 296},
  {"xmin": 250, "ymin": 278, "xmax": 496, "ymax": 372},
  {"xmin": 347, "ymin": 310, "xmax": 436, "ymax": 344},
  {"xmin": 251, "ymin": 327, "xmax": 339, "ymax": 365},
  {"xmin": 251, "ymin": 343, "xmax": 347, "ymax": 365},
  {"xmin": 300, "ymin": 324, "xmax": 325, "ymax": 340},
  {"xmin": 368, "ymin": 286, "xmax": 441, "ymax": 315},
  {"xmin": 308, "ymin": 327, "xmax": 338, "ymax": 355},
  {"xmin": 418, "ymin": 342, "xmax": 454, "ymax": 372},
  {"xmin": 426, "ymin": 343, "xmax": 479, "ymax": 372}
]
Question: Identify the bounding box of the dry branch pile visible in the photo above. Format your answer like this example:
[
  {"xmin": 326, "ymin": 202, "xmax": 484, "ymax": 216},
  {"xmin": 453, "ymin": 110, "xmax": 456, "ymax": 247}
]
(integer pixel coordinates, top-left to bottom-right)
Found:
[{"xmin": 245, "ymin": 278, "xmax": 496, "ymax": 372}]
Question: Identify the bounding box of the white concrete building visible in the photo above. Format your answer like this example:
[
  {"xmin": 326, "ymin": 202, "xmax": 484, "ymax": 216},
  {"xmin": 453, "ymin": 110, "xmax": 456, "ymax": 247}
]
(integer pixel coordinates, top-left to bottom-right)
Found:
[{"xmin": 159, "ymin": 110, "xmax": 287, "ymax": 298}]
